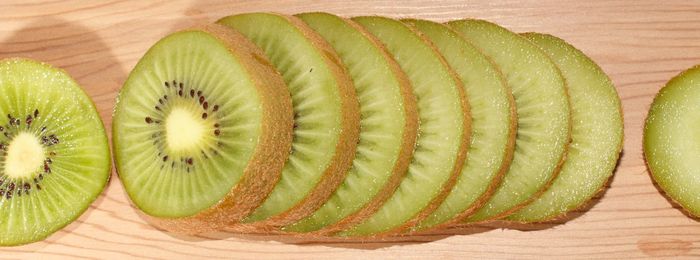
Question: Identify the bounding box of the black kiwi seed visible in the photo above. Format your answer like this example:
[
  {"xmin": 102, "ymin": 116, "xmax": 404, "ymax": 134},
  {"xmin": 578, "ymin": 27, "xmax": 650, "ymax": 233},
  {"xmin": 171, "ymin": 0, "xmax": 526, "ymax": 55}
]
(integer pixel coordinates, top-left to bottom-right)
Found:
[
  {"xmin": 34, "ymin": 109, "xmax": 39, "ymax": 118},
  {"xmin": 197, "ymin": 90, "xmax": 202, "ymax": 96},
  {"xmin": 163, "ymin": 156, "xmax": 168, "ymax": 162},
  {"xmin": 202, "ymin": 113, "xmax": 208, "ymax": 119},
  {"xmin": 186, "ymin": 158, "xmax": 193, "ymax": 165},
  {"xmin": 199, "ymin": 96, "xmax": 204, "ymax": 104},
  {"xmin": 203, "ymin": 102, "xmax": 209, "ymax": 109},
  {"xmin": 190, "ymin": 89, "xmax": 195, "ymax": 97},
  {"xmin": 26, "ymin": 115, "xmax": 33, "ymax": 126},
  {"xmin": 214, "ymin": 129, "xmax": 221, "ymax": 136},
  {"xmin": 164, "ymin": 81, "xmax": 170, "ymax": 88},
  {"xmin": 145, "ymin": 117, "xmax": 153, "ymax": 124},
  {"xmin": 213, "ymin": 105, "xmax": 219, "ymax": 112}
]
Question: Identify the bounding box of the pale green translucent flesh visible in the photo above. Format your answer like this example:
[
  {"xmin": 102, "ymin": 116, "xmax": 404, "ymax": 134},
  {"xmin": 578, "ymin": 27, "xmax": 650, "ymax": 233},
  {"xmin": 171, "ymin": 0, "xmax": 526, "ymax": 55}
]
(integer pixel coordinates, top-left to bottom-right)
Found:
[
  {"xmin": 405, "ymin": 20, "xmax": 514, "ymax": 230},
  {"xmin": 644, "ymin": 65, "xmax": 700, "ymax": 216},
  {"xmin": 338, "ymin": 16, "xmax": 466, "ymax": 236},
  {"xmin": 284, "ymin": 13, "xmax": 409, "ymax": 232},
  {"xmin": 448, "ymin": 20, "xmax": 570, "ymax": 222},
  {"xmin": 114, "ymin": 31, "xmax": 262, "ymax": 218},
  {"xmin": 506, "ymin": 34, "xmax": 623, "ymax": 222},
  {"xmin": 0, "ymin": 59, "xmax": 110, "ymax": 246},
  {"xmin": 218, "ymin": 13, "xmax": 344, "ymax": 222}
]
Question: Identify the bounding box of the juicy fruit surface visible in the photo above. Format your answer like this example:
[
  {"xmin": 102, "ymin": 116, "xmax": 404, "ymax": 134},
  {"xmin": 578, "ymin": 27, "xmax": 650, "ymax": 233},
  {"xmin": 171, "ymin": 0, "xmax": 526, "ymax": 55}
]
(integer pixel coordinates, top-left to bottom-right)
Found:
[
  {"xmin": 405, "ymin": 19, "xmax": 516, "ymax": 230},
  {"xmin": 449, "ymin": 20, "xmax": 571, "ymax": 222},
  {"xmin": 507, "ymin": 33, "xmax": 623, "ymax": 222},
  {"xmin": 218, "ymin": 13, "xmax": 358, "ymax": 222},
  {"xmin": 114, "ymin": 30, "xmax": 264, "ymax": 218},
  {"xmin": 0, "ymin": 58, "xmax": 110, "ymax": 246},
  {"xmin": 339, "ymin": 16, "xmax": 469, "ymax": 236},
  {"xmin": 285, "ymin": 13, "xmax": 417, "ymax": 233},
  {"xmin": 644, "ymin": 65, "xmax": 700, "ymax": 216}
]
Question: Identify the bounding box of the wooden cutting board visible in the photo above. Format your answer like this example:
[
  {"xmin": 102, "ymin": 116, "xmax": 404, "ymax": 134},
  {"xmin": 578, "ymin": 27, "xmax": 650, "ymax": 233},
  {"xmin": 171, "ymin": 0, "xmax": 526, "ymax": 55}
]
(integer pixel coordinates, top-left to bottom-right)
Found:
[{"xmin": 2, "ymin": 0, "xmax": 699, "ymax": 258}]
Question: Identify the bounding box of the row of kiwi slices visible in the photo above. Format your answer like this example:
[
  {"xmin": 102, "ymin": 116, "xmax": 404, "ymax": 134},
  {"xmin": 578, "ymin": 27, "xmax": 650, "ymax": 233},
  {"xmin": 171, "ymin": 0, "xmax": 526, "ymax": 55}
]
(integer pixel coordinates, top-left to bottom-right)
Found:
[
  {"xmin": 112, "ymin": 12, "xmax": 624, "ymax": 238},
  {"xmin": 0, "ymin": 11, "xmax": 625, "ymax": 246}
]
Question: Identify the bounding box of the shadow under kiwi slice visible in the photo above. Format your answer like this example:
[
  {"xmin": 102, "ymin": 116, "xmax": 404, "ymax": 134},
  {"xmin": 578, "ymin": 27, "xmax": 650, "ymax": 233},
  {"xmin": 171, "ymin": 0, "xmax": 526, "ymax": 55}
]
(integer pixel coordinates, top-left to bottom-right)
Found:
[
  {"xmin": 113, "ymin": 24, "xmax": 293, "ymax": 234},
  {"xmin": 0, "ymin": 58, "xmax": 111, "ymax": 246},
  {"xmin": 218, "ymin": 13, "xmax": 360, "ymax": 228}
]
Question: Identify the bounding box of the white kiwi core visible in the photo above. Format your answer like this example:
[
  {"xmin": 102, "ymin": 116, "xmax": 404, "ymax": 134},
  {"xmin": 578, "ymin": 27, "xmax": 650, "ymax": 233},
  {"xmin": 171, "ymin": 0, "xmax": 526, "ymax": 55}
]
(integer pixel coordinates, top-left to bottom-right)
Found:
[
  {"xmin": 4, "ymin": 132, "xmax": 46, "ymax": 179},
  {"xmin": 165, "ymin": 107, "xmax": 205, "ymax": 153}
]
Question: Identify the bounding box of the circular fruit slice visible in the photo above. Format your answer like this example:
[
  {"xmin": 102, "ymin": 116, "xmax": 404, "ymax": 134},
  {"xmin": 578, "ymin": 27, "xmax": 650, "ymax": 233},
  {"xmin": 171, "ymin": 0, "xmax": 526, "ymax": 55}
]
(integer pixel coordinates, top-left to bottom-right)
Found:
[
  {"xmin": 507, "ymin": 33, "xmax": 623, "ymax": 222},
  {"xmin": 448, "ymin": 20, "xmax": 571, "ymax": 222},
  {"xmin": 403, "ymin": 19, "xmax": 517, "ymax": 231},
  {"xmin": 113, "ymin": 25, "xmax": 294, "ymax": 233},
  {"xmin": 337, "ymin": 16, "xmax": 471, "ymax": 237},
  {"xmin": 0, "ymin": 58, "xmax": 110, "ymax": 246},
  {"xmin": 218, "ymin": 13, "xmax": 360, "ymax": 227},
  {"xmin": 282, "ymin": 12, "xmax": 419, "ymax": 234},
  {"xmin": 645, "ymin": 65, "xmax": 700, "ymax": 217}
]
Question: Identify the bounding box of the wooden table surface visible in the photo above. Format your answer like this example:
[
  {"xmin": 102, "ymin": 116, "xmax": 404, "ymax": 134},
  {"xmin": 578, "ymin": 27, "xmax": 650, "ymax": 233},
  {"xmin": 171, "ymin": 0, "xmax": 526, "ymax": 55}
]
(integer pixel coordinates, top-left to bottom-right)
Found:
[{"xmin": 1, "ymin": 0, "xmax": 699, "ymax": 259}]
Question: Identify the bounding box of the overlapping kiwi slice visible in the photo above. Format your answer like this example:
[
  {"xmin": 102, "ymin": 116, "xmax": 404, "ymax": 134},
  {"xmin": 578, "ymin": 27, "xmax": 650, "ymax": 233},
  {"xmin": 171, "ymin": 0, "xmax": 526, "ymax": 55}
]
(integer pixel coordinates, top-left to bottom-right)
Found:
[
  {"xmin": 0, "ymin": 58, "xmax": 110, "ymax": 246},
  {"xmin": 217, "ymin": 13, "xmax": 361, "ymax": 227},
  {"xmin": 507, "ymin": 33, "xmax": 623, "ymax": 222},
  {"xmin": 402, "ymin": 19, "xmax": 517, "ymax": 231},
  {"xmin": 113, "ymin": 24, "xmax": 294, "ymax": 234},
  {"xmin": 448, "ymin": 20, "xmax": 571, "ymax": 222},
  {"xmin": 336, "ymin": 16, "xmax": 471, "ymax": 236},
  {"xmin": 645, "ymin": 65, "xmax": 700, "ymax": 217},
  {"xmin": 282, "ymin": 12, "xmax": 419, "ymax": 234}
]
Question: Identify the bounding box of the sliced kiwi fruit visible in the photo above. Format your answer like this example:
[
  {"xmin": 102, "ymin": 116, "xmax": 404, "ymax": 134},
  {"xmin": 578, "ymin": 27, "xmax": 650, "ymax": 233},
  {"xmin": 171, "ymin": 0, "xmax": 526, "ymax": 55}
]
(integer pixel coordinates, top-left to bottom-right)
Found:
[
  {"xmin": 644, "ymin": 65, "xmax": 700, "ymax": 217},
  {"xmin": 402, "ymin": 19, "xmax": 517, "ymax": 231},
  {"xmin": 113, "ymin": 24, "xmax": 294, "ymax": 234},
  {"xmin": 448, "ymin": 20, "xmax": 571, "ymax": 222},
  {"xmin": 506, "ymin": 33, "xmax": 623, "ymax": 222},
  {"xmin": 217, "ymin": 13, "xmax": 360, "ymax": 227},
  {"xmin": 0, "ymin": 58, "xmax": 110, "ymax": 246},
  {"xmin": 281, "ymin": 12, "xmax": 419, "ymax": 234},
  {"xmin": 336, "ymin": 16, "xmax": 471, "ymax": 236}
]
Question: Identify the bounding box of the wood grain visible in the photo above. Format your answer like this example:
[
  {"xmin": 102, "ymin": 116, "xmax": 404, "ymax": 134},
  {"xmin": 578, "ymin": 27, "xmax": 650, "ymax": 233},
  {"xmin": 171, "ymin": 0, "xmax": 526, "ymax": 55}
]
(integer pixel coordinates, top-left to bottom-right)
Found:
[{"xmin": 1, "ymin": 0, "xmax": 700, "ymax": 259}]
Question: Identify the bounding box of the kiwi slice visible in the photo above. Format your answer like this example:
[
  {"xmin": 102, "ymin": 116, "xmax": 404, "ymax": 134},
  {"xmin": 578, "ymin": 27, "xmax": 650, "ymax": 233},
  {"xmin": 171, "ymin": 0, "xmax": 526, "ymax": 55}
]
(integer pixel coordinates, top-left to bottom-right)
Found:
[
  {"xmin": 281, "ymin": 12, "xmax": 419, "ymax": 234},
  {"xmin": 336, "ymin": 16, "xmax": 470, "ymax": 236},
  {"xmin": 0, "ymin": 58, "xmax": 110, "ymax": 246},
  {"xmin": 113, "ymin": 24, "xmax": 294, "ymax": 234},
  {"xmin": 448, "ymin": 20, "xmax": 571, "ymax": 222},
  {"xmin": 507, "ymin": 33, "xmax": 623, "ymax": 222},
  {"xmin": 644, "ymin": 65, "xmax": 700, "ymax": 217},
  {"xmin": 402, "ymin": 19, "xmax": 517, "ymax": 231},
  {"xmin": 217, "ymin": 13, "xmax": 360, "ymax": 226}
]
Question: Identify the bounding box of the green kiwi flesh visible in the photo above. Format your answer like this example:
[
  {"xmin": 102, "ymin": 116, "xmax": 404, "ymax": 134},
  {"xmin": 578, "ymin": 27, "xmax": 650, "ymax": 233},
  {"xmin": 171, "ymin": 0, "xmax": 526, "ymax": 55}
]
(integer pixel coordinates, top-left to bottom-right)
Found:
[
  {"xmin": 448, "ymin": 20, "xmax": 571, "ymax": 222},
  {"xmin": 284, "ymin": 13, "xmax": 418, "ymax": 233},
  {"xmin": 218, "ymin": 13, "xmax": 360, "ymax": 225},
  {"xmin": 403, "ymin": 19, "xmax": 517, "ymax": 231},
  {"xmin": 113, "ymin": 25, "xmax": 293, "ymax": 233},
  {"xmin": 644, "ymin": 65, "xmax": 700, "ymax": 217},
  {"xmin": 0, "ymin": 58, "xmax": 110, "ymax": 246},
  {"xmin": 507, "ymin": 33, "xmax": 623, "ymax": 222},
  {"xmin": 337, "ymin": 16, "xmax": 470, "ymax": 236}
]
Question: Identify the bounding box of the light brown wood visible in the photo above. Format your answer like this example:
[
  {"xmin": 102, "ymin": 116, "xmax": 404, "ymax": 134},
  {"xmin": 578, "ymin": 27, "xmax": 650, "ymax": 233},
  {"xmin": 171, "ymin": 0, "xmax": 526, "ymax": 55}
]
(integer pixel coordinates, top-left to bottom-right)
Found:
[{"xmin": 1, "ymin": 0, "xmax": 699, "ymax": 258}]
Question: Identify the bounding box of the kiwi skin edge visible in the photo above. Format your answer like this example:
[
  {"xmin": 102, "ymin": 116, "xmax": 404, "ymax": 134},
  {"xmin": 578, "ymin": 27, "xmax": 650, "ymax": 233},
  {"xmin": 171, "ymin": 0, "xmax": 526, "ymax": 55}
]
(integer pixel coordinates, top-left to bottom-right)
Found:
[
  {"xmin": 221, "ymin": 13, "xmax": 361, "ymax": 230},
  {"xmin": 503, "ymin": 33, "xmax": 624, "ymax": 224},
  {"xmin": 401, "ymin": 19, "xmax": 518, "ymax": 233},
  {"xmin": 445, "ymin": 19, "xmax": 572, "ymax": 223},
  {"xmin": 341, "ymin": 16, "xmax": 471, "ymax": 237},
  {"xmin": 286, "ymin": 13, "xmax": 420, "ymax": 236},
  {"xmin": 118, "ymin": 23, "xmax": 294, "ymax": 235}
]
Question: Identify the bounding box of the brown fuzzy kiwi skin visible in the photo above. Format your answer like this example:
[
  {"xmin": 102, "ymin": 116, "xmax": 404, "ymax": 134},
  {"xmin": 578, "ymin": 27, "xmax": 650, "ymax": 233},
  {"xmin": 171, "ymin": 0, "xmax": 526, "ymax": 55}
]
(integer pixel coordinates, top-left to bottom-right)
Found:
[
  {"xmin": 280, "ymin": 14, "xmax": 420, "ymax": 236},
  {"xmin": 131, "ymin": 24, "xmax": 294, "ymax": 235},
  {"xmin": 403, "ymin": 20, "xmax": 519, "ymax": 233},
  {"xmin": 323, "ymin": 16, "xmax": 471, "ymax": 238},
  {"xmin": 498, "ymin": 32, "xmax": 624, "ymax": 225},
  {"xmin": 224, "ymin": 13, "xmax": 361, "ymax": 230}
]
